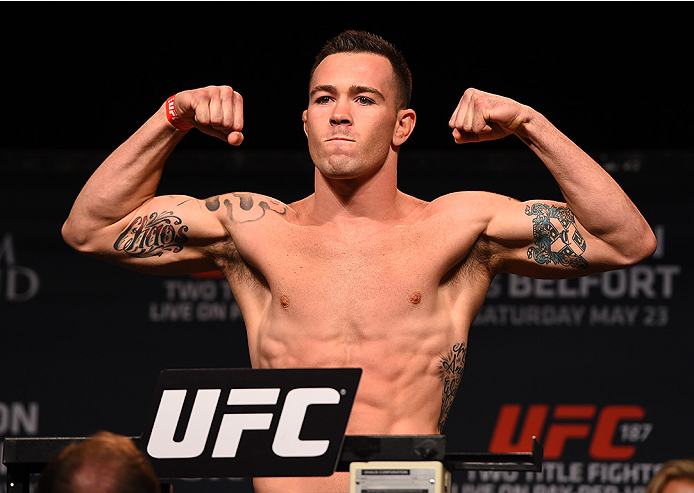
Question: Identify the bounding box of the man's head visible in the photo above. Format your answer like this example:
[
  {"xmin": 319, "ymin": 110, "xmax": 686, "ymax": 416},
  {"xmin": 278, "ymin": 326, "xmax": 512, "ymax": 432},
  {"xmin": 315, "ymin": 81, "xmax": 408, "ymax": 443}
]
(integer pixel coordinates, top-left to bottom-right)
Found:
[
  {"xmin": 36, "ymin": 431, "xmax": 160, "ymax": 493},
  {"xmin": 303, "ymin": 31, "xmax": 416, "ymax": 181},
  {"xmin": 647, "ymin": 459, "xmax": 694, "ymax": 493},
  {"xmin": 309, "ymin": 30, "xmax": 412, "ymax": 111}
]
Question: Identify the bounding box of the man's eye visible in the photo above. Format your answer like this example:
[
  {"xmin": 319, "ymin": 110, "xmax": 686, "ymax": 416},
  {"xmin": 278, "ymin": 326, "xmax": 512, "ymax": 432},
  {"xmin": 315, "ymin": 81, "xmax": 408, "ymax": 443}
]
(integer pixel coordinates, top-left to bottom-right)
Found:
[
  {"xmin": 315, "ymin": 96, "xmax": 331, "ymax": 104},
  {"xmin": 356, "ymin": 96, "xmax": 375, "ymax": 105}
]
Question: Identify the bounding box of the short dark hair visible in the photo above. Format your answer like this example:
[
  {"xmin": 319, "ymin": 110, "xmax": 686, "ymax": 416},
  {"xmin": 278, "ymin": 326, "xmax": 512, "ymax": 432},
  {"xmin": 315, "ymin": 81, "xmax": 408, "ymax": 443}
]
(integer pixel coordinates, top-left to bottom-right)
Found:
[{"xmin": 309, "ymin": 30, "xmax": 413, "ymax": 110}]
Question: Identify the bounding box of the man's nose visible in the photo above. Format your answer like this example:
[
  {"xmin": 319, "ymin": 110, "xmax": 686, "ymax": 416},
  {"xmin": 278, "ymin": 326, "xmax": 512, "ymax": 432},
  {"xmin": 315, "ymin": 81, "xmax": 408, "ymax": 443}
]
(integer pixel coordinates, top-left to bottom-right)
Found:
[{"xmin": 330, "ymin": 99, "xmax": 353, "ymax": 125}]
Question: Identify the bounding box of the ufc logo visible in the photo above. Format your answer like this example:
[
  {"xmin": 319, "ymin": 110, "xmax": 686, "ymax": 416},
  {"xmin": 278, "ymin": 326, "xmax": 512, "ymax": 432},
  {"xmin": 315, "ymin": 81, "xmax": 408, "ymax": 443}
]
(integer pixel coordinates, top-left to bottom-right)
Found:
[
  {"xmin": 147, "ymin": 387, "xmax": 340, "ymax": 459},
  {"xmin": 489, "ymin": 404, "xmax": 648, "ymax": 460}
]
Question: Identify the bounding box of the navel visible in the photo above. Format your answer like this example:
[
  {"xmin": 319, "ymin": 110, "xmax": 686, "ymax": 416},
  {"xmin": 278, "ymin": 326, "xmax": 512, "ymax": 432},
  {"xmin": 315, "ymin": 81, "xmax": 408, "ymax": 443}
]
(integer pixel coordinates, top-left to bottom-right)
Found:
[
  {"xmin": 409, "ymin": 291, "xmax": 422, "ymax": 305},
  {"xmin": 280, "ymin": 294, "xmax": 291, "ymax": 309}
]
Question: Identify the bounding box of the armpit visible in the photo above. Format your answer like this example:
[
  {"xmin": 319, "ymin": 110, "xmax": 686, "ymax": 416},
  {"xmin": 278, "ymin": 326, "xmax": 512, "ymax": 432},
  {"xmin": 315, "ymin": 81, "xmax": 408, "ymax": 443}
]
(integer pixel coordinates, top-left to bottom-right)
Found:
[
  {"xmin": 209, "ymin": 236, "xmax": 267, "ymax": 288},
  {"xmin": 441, "ymin": 236, "xmax": 497, "ymax": 286}
]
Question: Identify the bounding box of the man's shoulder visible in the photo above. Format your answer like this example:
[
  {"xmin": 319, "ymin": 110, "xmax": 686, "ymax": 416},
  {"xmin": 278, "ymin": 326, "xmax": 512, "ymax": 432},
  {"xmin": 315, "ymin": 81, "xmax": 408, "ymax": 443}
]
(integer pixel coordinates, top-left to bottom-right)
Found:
[
  {"xmin": 426, "ymin": 190, "xmax": 513, "ymax": 219},
  {"xmin": 208, "ymin": 192, "xmax": 294, "ymax": 226}
]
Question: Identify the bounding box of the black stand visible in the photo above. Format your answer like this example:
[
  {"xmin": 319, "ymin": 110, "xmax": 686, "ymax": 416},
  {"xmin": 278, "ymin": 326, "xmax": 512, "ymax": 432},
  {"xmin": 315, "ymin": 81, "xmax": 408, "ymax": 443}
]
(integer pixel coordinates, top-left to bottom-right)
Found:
[
  {"xmin": 3, "ymin": 435, "xmax": 542, "ymax": 492},
  {"xmin": 338, "ymin": 435, "xmax": 543, "ymax": 472}
]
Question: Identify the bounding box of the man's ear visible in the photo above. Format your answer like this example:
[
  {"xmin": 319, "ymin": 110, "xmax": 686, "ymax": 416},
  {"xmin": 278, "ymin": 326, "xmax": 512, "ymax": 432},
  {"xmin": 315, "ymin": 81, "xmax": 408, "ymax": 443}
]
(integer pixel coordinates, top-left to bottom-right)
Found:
[
  {"xmin": 393, "ymin": 108, "xmax": 416, "ymax": 146},
  {"xmin": 302, "ymin": 110, "xmax": 308, "ymax": 137}
]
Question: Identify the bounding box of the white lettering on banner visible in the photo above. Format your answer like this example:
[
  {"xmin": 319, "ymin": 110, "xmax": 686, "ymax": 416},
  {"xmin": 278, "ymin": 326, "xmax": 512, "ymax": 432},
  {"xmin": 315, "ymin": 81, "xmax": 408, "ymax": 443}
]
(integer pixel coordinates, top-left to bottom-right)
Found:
[
  {"xmin": 585, "ymin": 463, "xmax": 661, "ymax": 484},
  {"xmin": 502, "ymin": 266, "xmax": 680, "ymax": 300},
  {"xmin": 147, "ymin": 387, "xmax": 341, "ymax": 459},
  {"xmin": 474, "ymin": 305, "xmax": 586, "ymax": 326},
  {"xmin": 0, "ymin": 402, "xmax": 39, "ymax": 435},
  {"xmin": 0, "ymin": 233, "xmax": 40, "ymax": 302},
  {"xmin": 459, "ymin": 462, "xmax": 662, "ymax": 493},
  {"xmin": 474, "ymin": 304, "xmax": 670, "ymax": 327},
  {"xmin": 163, "ymin": 280, "xmax": 218, "ymax": 301},
  {"xmin": 148, "ymin": 279, "xmax": 242, "ymax": 322},
  {"xmin": 149, "ymin": 301, "xmax": 195, "ymax": 322},
  {"xmin": 0, "ymin": 401, "xmax": 40, "ymax": 481}
]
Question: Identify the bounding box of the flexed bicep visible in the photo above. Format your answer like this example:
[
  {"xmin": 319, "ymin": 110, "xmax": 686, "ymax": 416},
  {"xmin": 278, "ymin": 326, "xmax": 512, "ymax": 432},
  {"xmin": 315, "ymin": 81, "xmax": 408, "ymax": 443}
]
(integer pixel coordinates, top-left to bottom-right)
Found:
[
  {"xmin": 92, "ymin": 195, "xmax": 228, "ymax": 275},
  {"xmin": 485, "ymin": 197, "xmax": 617, "ymax": 279},
  {"xmin": 114, "ymin": 209, "xmax": 190, "ymax": 258},
  {"xmin": 523, "ymin": 202, "xmax": 589, "ymax": 270}
]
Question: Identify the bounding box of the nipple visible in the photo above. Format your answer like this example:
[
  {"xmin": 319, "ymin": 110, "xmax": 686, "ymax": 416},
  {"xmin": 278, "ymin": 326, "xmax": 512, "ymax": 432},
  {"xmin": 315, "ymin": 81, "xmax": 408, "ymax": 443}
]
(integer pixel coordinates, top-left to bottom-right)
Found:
[
  {"xmin": 409, "ymin": 291, "xmax": 422, "ymax": 305},
  {"xmin": 280, "ymin": 295, "xmax": 291, "ymax": 309}
]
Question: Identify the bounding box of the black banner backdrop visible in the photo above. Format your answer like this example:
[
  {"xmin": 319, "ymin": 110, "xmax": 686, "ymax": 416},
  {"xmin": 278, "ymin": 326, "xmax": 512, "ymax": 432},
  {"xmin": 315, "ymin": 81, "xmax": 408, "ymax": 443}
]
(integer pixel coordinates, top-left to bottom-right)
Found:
[{"xmin": 2, "ymin": 148, "xmax": 692, "ymax": 493}]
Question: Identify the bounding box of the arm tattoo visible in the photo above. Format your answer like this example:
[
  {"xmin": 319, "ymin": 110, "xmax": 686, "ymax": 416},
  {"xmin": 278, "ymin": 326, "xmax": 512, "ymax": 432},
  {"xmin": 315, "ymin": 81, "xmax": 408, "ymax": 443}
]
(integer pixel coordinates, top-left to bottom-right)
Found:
[
  {"xmin": 205, "ymin": 196, "xmax": 221, "ymax": 211},
  {"xmin": 438, "ymin": 342, "xmax": 466, "ymax": 433},
  {"xmin": 222, "ymin": 193, "xmax": 287, "ymax": 223},
  {"xmin": 525, "ymin": 203, "xmax": 589, "ymax": 269},
  {"xmin": 114, "ymin": 211, "xmax": 188, "ymax": 258}
]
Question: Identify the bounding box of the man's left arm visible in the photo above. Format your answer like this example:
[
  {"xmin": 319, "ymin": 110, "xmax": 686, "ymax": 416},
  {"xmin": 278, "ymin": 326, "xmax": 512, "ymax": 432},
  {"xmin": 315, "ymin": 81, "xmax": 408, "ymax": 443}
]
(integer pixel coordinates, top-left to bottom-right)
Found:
[{"xmin": 449, "ymin": 88, "xmax": 657, "ymax": 276}]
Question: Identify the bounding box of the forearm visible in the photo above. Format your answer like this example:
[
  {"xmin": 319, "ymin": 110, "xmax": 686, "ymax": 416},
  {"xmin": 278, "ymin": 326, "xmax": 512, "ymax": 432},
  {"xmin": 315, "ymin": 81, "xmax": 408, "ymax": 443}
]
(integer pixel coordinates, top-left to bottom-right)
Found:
[
  {"xmin": 62, "ymin": 101, "xmax": 187, "ymax": 249},
  {"xmin": 516, "ymin": 110, "xmax": 656, "ymax": 262}
]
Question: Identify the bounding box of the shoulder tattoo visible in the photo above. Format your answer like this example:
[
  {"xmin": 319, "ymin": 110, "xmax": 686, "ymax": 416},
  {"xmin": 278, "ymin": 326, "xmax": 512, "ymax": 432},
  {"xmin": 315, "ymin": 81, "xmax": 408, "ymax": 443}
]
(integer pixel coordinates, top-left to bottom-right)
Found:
[
  {"xmin": 525, "ymin": 203, "xmax": 589, "ymax": 269},
  {"xmin": 207, "ymin": 192, "xmax": 287, "ymax": 224}
]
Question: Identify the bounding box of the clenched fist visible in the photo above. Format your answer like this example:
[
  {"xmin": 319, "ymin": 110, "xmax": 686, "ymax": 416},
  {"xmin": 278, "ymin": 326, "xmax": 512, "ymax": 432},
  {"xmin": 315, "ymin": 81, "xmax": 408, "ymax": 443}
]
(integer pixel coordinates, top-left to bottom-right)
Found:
[
  {"xmin": 449, "ymin": 88, "xmax": 532, "ymax": 144},
  {"xmin": 173, "ymin": 85, "xmax": 244, "ymax": 146}
]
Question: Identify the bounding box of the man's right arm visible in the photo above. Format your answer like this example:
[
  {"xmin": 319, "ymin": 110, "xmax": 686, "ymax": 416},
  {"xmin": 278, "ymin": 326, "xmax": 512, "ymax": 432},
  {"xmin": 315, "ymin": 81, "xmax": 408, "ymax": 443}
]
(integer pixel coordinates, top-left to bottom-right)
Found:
[{"xmin": 61, "ymin": 86, "xmax": 244, "ymax": 274}]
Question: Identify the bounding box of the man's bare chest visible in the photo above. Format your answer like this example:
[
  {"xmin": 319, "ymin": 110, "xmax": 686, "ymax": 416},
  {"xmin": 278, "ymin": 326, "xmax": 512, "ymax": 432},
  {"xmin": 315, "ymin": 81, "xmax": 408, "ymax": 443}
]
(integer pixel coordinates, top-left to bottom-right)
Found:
[
  {"xmin": 221, "ymin": 197, "xmax": 492, "ymax": 311},
  {"xmin": 222, "ymin": 212, "xmax": 490, "ymax": 351},
  {"xmin": 232, "ymin": 225, "xmax": 455, "ymax": 348},
  {"xmin": 275, "ymin": 226, "xmax": 431, "ymax": 284},
  {"xmin": 235, "ymin": 221, "xmax": 470, "ymax": 308}
]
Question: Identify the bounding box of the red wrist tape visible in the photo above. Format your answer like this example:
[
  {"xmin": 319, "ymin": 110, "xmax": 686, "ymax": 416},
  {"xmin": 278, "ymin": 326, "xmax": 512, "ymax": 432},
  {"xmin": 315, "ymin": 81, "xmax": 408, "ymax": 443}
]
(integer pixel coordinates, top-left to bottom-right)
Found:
[{"xmin": 166, "ymin": 95, "xmax": 193, "ymax": 132}]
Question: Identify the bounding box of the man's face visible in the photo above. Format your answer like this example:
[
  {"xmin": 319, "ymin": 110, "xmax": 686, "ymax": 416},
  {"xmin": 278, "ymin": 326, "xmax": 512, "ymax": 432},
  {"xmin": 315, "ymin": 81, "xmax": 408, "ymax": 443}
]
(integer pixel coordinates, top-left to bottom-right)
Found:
[
  {"xmin": 662, "ymin": 479, "xmax": 694, "ymax": 493},
  {"xmin": 303, "ymin": 52, "xmax": 402, "ymax": 180}
]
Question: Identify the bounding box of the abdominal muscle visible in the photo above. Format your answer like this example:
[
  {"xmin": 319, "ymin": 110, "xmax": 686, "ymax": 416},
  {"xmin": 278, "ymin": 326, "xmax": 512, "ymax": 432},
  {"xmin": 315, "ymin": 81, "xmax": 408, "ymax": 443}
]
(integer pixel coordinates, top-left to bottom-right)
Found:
[
  {"xmin": 248, "ymin": 308, "xmax": 457, "ymax": 493},
  {"xmin": 254, "ymin": 299, "xmax": 451, "ymax": 424},
  {"xmin": 251, "ymin": 352, "xmax": 444, "ymax": 493}
]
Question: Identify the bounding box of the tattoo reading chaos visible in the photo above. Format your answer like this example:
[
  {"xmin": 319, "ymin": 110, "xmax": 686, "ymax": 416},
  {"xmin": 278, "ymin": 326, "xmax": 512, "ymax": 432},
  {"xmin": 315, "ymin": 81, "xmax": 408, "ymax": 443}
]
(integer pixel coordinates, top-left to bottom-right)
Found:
[
  {"xmin": 114, "ymin": 211, "xmax": 188, "ymax": 258},
  {"xmin": 526, "ymin": 203, "xmax": 588, "ymax": 269}
]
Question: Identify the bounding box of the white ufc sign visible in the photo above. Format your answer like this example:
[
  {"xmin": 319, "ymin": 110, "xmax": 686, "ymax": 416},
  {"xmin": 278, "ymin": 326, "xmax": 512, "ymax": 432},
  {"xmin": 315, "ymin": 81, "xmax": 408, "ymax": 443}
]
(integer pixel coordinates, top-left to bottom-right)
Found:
[
  {"xmin": 147, "ymin": 387, "xmax": 340, "ymax": 458},
  {"xmin": 139, "ymin": 368, "xmax": 360, "ymax": 478}
]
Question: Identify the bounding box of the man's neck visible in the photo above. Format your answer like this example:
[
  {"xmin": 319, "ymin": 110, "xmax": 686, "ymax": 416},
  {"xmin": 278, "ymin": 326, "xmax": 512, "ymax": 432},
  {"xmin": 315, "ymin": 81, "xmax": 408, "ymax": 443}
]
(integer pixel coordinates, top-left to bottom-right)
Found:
[{"xmin": 310, "ymin": 160, "xmax": 404, "ymax": 224}]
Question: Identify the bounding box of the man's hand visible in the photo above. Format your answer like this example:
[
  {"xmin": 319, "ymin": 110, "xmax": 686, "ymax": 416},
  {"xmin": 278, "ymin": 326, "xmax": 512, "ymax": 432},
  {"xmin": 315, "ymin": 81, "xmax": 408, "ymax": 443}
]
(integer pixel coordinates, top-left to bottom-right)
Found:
[
  {"xmin": 174, "ymin": 85, "xmax": 244, "ymax": 146},
  {"xmin": 449, "ymin": 88, "xmax": 531, "ymax": 144}
]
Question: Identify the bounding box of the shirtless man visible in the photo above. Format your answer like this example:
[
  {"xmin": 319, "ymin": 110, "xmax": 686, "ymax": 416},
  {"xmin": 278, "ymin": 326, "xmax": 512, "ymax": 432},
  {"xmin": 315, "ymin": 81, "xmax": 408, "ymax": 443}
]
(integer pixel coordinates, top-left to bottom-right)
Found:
[{"xmin": 61, "ymin": 31, "xmax": 656, "ymax": 492}]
